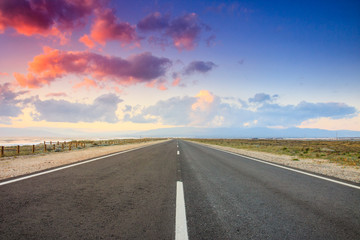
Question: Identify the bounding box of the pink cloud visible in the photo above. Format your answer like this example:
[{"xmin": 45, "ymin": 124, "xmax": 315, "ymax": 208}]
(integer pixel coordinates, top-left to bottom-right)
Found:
[
  {"xmin": 113, "ymin": 86, "xmax": 123, "ymax": 94},
  {"xmin": 73, "ymin": 77, "xmax": 99, "ymax": 90},
  {"xmin": 0, "ymin": 0, "xmax": 101, "ymax": 43},
  {"xmin": 90, "ymin": 8, "xmax": 138, "ymax": 46},
  {"xmin": 172, "ymin": 77, "xmax": 181, "ymax": 86},
  {"xmin": 0, "ymin": 72, "xmax": 8, "ymax": 76},
  {"xmin": 79, "ymin": 34, "xmax": 95, "ymax": 48},
  {"xmin": 146, "ymin": 79, "xmax": 168, "ymax": 91},
  {"xmin": 45, "ymin": 92, "xmax": 67, "ymax": 97},
  {"xmin": 14, "ymin": 47, "xmax": 172, "ymax": 89}
]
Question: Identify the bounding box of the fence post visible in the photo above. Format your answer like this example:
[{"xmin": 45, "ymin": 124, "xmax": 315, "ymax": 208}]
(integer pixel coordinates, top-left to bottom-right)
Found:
[
  {"xmin": 75, "ymin": 141, "xmax": 78, "ymax": 148},
  {"xmin": 69, "ymin": 143, "xmax": 72, "ymax": 151},
  {"xmin": 17, "ymin": 145, "xmax": 20, "ymax": 155},
  {"xmin": 44, "ymin": 143, "xmax": 47, "ymax": 152},
  {"xmin": 1, "ymin": 146, "xmax": 4, "ymax": 157},
  {"xmin": 32, "ymin": 145, "xmax": 35, "ymax": 153},
  {"xmin": 53, "ymin": 144, "xmax": 55, "ymax": 150}
]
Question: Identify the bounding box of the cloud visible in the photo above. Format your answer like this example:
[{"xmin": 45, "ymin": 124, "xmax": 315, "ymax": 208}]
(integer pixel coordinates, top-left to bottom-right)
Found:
[
  {"xmin": 0, "ymin": 72, "xmax": 8, "ymax": 76},
  {"xmin": 299, "ymin": 113, "xmax": 360, "ymax": 131},
  {"xmin": 125, "ymin": 96, "xmax": 196, "ymax": 125},
  {"xmin": 137, "ymin": 12, "xmax": 169, "ymax": 31},
  {"xmin": 184, "ymin": 61, "xmax": 217, "ymax": 75},
  {"xmin": 138, "ymin": 12, "xmax": 209, "ymax": 51},
  {"xmin": 123, "ymin": 91, "xmax": 358, "ymax": 128},
  {"xmin": 248, "ymin": 93, "xmax": 272, "ymax": 103},
  {"xmin": 33, "ymin": 93, "xmax": 122, "ymax": 123},
  {"xmin": 79, "ymin": 34, "xmax": 95, "ymax": 48},
  {"xmin": 14, "ymin": 47, "xmax": 172, "ymax": 89},
  {"xmin": 124, "ymin": 90, "xmax": 221, "ymax": 126},
  {"xmin": 252, "ymin": 101, "xmax": 357, "ymax": 127},
  {"xmin": 206, "ymin": 34, "xmax": 216, "ymax": 47},
  {"xmin": 45, "ymin": 92, "xmax": 67, "ymax": 97},
  {"xmin": 146, "ymin": 78, "xmax": 168, "ymax": 91},
  {"xmin": 171, "ymin": 72, "xmax": 185, "ymax": 87},
  {"xmin": 0, "ymin": 83, "xmax": 27, "ymax": 123},
  {"xmin": 89, "ymin": 8, "xmax": 138, "ymax": 46},
  {"xmin": 0, "ymin": 0, "xmax": 101, "ymax": 43},
  {"xmin": 206, "ymin": 2, "xmax": 253, "ymax": 15},
  {"xmin": 191, "ymin": 90, "xmax": 214, "ymax": 111},
  {"xmin": 73, "ymin": 77, "xmax": 100, "ymax": 90},
  {"xmin": 167, "ymin": 13, "xmax": 204, "ymax": 50},
  {"xmin": 172, "ymin": 77, "xmax": 181, "ymax": 86}
]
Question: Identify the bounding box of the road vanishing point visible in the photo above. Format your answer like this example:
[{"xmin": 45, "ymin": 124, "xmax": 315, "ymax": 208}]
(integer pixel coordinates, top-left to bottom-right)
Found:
[{"xmin": 1, "ymin": 140, "xmax": 359, "ymax": 239}]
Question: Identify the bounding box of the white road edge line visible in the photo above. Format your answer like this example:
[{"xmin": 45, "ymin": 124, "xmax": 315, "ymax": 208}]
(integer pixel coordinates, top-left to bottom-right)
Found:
[
  {"xmin": 177, "ymin": 150, "xmax": 180, "ymax": 155},
  {"xmin": 196, "ymin": 143, "xmax": 360, "ymax": 190},
  {"xmin": 176, "ymin": 181, "xmax": 189, "ymax": 240},
  {"xmin": 0, "ymin": 144, "xmax": 159, "ymax": 186}
]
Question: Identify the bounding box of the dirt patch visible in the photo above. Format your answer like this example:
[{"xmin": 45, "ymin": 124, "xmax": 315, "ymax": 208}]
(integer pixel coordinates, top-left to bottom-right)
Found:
[
  {"xmin": 193, "ymin": 141, "xmax": 360, "ymax": 183},
  {"xmin": 0, "ymin": 140, "xmax": 168, "ymax": 180}
]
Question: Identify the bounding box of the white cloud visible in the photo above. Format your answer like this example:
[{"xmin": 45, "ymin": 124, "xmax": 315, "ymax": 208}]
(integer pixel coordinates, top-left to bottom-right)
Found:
[
  {"xmin": 123, "ymin": 91, "xmax": 358, "ymax": 128},
  {"xmin": 33, "ymin": 93, "xmax": 123, "ymax": 123}
]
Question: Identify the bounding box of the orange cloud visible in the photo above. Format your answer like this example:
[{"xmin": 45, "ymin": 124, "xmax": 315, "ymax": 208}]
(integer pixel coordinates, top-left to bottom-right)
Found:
[
  {"xmin": 14, "ymin": 72, "xmax": 51, "ymax": 88},
  {"xmin": 73, "ymin": 77, "xmax": 99, "ymax": 90},
  {"xmin": 0, "ymin": 72, "xmax": 8, "ymax": 76},
  {"xmin": 191, "ymin": 90, "xmax": 215, "ymax": 111},
  {"xmin": 158, "ymin": 84, "xmax": 168, "ymax": 91},
  {"xmin": 79, "ymin": 34, "xmax": 95, "ymax": 48}
]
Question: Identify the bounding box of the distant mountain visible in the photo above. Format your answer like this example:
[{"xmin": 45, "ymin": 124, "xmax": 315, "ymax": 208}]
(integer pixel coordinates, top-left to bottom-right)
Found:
[
  {"xmin": 135, "ymin": 127, "xmax": 360, "ymax": 138},
  {"xmin": 1, "ymin": 127, "xmax": 359, "ymax": 139},
  {"xmin": 0, "ymin": 127, "xmax": 136, "ymax": 139},
  {"xmin": 0, "ymin": 127, "xmax": 61, "ymax": 137}
]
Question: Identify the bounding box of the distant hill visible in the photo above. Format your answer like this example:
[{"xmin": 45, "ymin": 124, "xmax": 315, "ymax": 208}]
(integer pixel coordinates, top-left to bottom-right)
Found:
[
  {"xmin": 0, "ymin": 127, "xmax": 60, "ymax": 137},
  {"xmin": 1, "ymin": 127, "xmax": 359, "ymax": 139},
  {"xmin": 135, "ymin": 127, "xmax": 360, "ymax": 139}
]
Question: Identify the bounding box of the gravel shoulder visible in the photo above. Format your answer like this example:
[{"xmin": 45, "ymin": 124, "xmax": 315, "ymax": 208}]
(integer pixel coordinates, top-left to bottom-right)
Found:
[
  {"xmin": 0, "ymin": 140, "xmax": 168, "ymax": 180},
  {"xmin": 190, "ymin": 141, "xmax": 360, "ymax": 183}
]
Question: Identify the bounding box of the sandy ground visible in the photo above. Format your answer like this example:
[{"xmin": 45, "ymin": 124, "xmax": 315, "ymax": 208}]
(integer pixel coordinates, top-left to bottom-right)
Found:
[
  {"xmin": 0, "ymin": 140, "xmax": 168, "ymax": 180},
  {"xmin": 193, "ymin": 142, "xmax": 360, "ymax": 183}
]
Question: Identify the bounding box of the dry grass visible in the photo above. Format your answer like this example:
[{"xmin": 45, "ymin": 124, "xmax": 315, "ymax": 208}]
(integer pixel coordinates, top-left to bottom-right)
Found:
[{"xmin": 187, "ymin": 139, "xmax": 360, "ymax": 166}]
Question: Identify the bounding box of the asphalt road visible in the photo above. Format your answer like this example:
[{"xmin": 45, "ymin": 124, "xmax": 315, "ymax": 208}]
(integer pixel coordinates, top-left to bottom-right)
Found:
[{"xmin": 1, "ymin": 139, "xmax": 359, "ymax": 239}]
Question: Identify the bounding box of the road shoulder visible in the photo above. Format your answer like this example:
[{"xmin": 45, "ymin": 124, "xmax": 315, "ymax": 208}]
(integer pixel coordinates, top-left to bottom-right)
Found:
[
  {"xmin": 187, "ymin": 141, "xmax": 360, "ymax": 183},
  {"xmin": 0, "ymin": 140, "xmax": 169, "ymax": 180}
]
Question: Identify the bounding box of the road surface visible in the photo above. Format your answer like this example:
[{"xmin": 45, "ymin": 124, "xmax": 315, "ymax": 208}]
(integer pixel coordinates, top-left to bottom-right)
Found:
[{"xmin": 1, "ymin": 140, "xmax": 359, "ymax": 239}]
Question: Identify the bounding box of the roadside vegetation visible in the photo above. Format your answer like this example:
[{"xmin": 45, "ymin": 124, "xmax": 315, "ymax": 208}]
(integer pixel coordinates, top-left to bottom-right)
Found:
[
  {"xmin": 188, "ymin": 138, "xmax": 360, "ymax": 166},
  {"xmin": 0, "ymin": 138, "xmax": 164, "ymax": 158}
]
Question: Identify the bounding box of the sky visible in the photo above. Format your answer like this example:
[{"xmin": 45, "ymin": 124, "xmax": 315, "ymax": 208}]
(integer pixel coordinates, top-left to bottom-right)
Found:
[{"xmin": 0, "ymin": 0, "xmax": 359, "ymax": 136}]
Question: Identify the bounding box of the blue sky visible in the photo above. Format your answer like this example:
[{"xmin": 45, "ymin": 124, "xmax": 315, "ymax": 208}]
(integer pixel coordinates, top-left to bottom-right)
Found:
[{"xmin": 0, "ymin": 0, "xmax": 359, "ymax": 134}]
